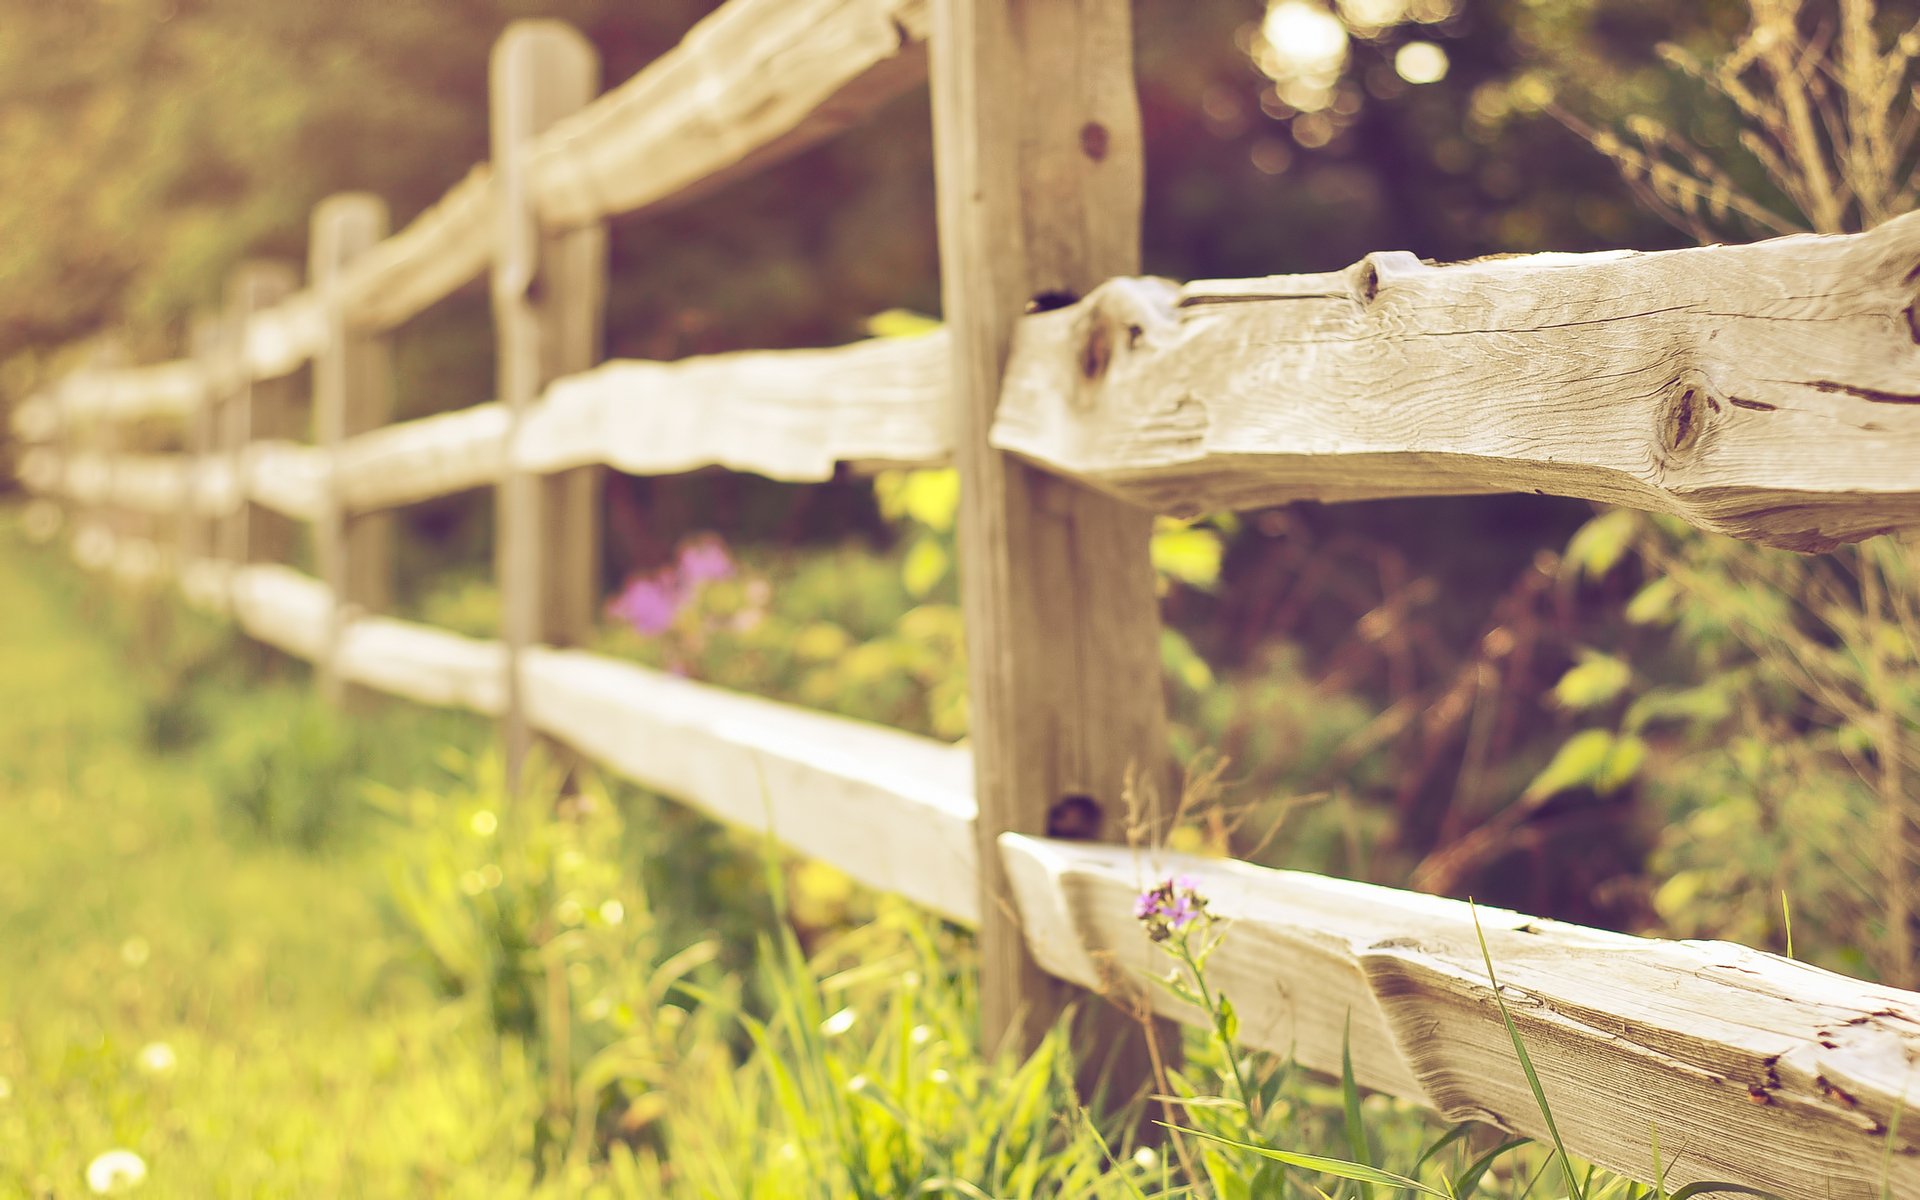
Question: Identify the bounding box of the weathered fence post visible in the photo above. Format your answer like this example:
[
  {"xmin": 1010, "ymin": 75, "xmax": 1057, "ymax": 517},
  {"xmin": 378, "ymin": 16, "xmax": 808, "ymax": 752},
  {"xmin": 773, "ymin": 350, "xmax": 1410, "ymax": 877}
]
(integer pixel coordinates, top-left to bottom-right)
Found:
[
  {"xmin": 311, "ymin": 195, "xmax": 395, "ymax": 707},
  {"xmin": 181, "ymin": 317, "xmax": 218, "ymax": 575},
  {"xmin": 929, "ymin": 0, "xmax": 1175, "ymax": 1099},
  {"xmin": 491, "ymin": 20, "xmax": 607, "ymax": 782},
  {"xmin": 221, "ymin": 262, "xmax": 299, "ymax": 570}
]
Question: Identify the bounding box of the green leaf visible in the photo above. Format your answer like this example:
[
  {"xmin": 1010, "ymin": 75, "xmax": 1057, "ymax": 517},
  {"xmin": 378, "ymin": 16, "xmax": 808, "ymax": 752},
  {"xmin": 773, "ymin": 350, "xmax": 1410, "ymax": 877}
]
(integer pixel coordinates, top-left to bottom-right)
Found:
[
  {"xmin": 1151, "ymin": 524, "xmax": 1225, "ymax": 590},
  {"xmin": 1163, "ymin": 1125, "xmax": 1449, "ymax": 1197},
  {"xmin": 1594, "ymin": 733, "xmax": 1646, "ymax": 793},
  {"xmin": 1624, "ymin": 576, "xmax": 1679, "ymax": 625},
  {"xmin": 1563, "ymin": 509, "xmax": 1642, "ymax": 580},
  {"xmin": 1160, "ymin": 627, "xmax": 1215, "ymax": 692},
  {"xmin": 901, "ymin": 537, "xmax": 949, "ymax": 598},
  {"xmin": 1552, "ymin": 653, "xmax": 1631, "ymax": 710},
  {"xmin": 1218, "ymin": 993, "xmax": 1239, "ymax": 1044},
  {"xmin": 1523, "ymin": 729, "xmax": 1645, "ymax": 801},
  {"xmin": 1521, "ymin": 729, "xmax": 1614, "ymax": 801},
  {"xmin": 864, "ymin": 309, "xmax": 942, "ymax": 339}
]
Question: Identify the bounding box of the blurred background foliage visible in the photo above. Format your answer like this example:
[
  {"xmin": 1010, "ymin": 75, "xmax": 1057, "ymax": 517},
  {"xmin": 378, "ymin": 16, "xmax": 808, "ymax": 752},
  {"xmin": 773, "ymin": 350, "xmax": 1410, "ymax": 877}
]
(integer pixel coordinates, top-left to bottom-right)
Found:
[{"xmin": 2, "ymin": 0, "xmax": 1916, "ymax": 999}]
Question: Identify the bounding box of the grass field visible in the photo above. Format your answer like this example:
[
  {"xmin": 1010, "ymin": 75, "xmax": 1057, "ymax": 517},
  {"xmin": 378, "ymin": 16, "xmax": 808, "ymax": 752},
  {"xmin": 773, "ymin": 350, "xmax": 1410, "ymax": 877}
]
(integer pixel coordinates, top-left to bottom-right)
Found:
[{"xmin": 0, "ymin": 534, "xmax": 548, "ymax": 1197}]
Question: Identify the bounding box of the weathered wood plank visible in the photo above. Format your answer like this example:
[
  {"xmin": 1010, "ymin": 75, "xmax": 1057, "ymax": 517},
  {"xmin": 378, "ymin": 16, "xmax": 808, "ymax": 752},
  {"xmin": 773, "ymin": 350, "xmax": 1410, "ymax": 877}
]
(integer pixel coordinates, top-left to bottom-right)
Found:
[
  {"xmin": 930, "ymin": 0, "xmax": 1174, "ymax": 1091},
  {"xmin": 336, "ymin": 167, "xmax": 493, "ymax": 334},
  {"xmin": 334, "ymin": 404, "xmax": 510, "ymax": 511},
  {"xmin": 994, "ymin": 213, "xmax": 1920, "ymax": 552},
  {"xmin": 241, "ymin": 442, "xmax": 328, "ymax": 522},
  {"xmin": 225, "ymin": 263, "xmax": 302, "ymax": 566},
  {"xmin": 1001, "ymin": 834, "xmax": 1920, "ymax": 1199},
  {"xmin": 521, "ymin": 647, "xmax": 978, "ymax": 924},
  {"xmin": 528, "ymin": 0, "xmax": 929, "ymax": 230},
  {"xmin": 513, "ymin": 333, "xmax": 949, "ymax": 479},
  {"xmin": 228, "ymin": 563, "xmax": 332, "ymax": 661},
  {"xmin": 312, "ymin": 194, "xmax": 397, "ymax": 706},
  {"xmin": 492, "ymin": 21, "xmax": 604, "ymax": 782},
  {"xmin": 336, "ymin": 617, "xmax": 508, "ymax": 716}
]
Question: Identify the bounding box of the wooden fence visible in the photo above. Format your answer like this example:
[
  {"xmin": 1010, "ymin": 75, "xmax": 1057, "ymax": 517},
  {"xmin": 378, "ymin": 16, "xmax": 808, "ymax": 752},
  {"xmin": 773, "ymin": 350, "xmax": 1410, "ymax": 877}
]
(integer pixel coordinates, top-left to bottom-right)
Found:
[{"xmin": 11, "ymin": 1, "xmax": 1920, "ymax": 1195}]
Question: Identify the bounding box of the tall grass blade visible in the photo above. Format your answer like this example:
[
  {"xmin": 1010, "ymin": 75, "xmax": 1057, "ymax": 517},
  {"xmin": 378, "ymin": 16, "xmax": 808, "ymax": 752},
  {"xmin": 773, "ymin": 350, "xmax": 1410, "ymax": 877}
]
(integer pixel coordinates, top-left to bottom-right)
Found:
[
  {"xmin": 1342, "ymin": 1013, "xmax": 1377, "ymax": 1200},
  {"xmin": 1162, "ymin": 1124, "xmax": 1450, "ymax": 1197},
  {"xmin": 1470, "ymin": 902, "xmax": 1586, "ymax": 1200}
]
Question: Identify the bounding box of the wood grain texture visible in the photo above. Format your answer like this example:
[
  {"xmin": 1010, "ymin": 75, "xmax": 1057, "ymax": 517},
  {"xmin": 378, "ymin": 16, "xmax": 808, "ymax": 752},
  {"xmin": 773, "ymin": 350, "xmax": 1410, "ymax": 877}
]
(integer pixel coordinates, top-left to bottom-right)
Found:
[
  {"xmin": 522, "ymin": 647, "xmax": 978, "ymax": 924},
  {"xmin": 930, "ymin": 0, "xmax": 1174, "ymax": 1084},
  {"xmin": 1001, "ymin": 835, "xmax": 1920, "ymax": 1199},
  {"xmin": 995, "ymin": 213, "xmax": 1920, "ymax": 552},
  {"xmin": 528, "ymin": 0, "xmax": 929, "ymax": 230},
  {"xmin": 513, "ymin": 334, "xmax": 949, "ymax": 479}
]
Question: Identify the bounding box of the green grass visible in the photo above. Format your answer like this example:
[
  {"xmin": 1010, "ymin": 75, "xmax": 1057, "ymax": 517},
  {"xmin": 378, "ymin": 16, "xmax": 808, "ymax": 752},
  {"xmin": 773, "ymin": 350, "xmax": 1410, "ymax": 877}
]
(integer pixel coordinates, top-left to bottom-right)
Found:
[{"xmin": 0, "ymin": 531, "xmax": 546, "ymax": 1197}]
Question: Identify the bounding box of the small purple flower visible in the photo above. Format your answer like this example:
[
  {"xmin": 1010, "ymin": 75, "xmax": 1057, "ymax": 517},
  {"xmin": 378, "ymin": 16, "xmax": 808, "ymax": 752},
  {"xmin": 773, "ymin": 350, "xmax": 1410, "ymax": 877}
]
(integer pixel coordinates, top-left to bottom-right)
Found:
[
  {"xmin": 608, "ymin": 574, "xmax": 686, "ymax": 635},
  {"xmin": 1135, "ymin": 875, "xmax": 1210, "ymax": 942},
  {"xmin": 677, "ymin": 535, "xmax": 734, "ymax": 585}
]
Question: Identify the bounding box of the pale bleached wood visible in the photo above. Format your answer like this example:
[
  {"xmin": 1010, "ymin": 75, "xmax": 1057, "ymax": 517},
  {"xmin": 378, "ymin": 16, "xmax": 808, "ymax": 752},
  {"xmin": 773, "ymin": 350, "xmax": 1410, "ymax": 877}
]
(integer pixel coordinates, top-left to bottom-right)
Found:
[
  {"xmin": 491, "ymin": 21, "xmax": 603, "ymax": 783},
  {"xmin": 228, "ymin": 563, "xmax": 332, "ymax": 661},
  {"xmin": 528, "ymin": 0, "xmax": 929, "ymax": 230},
  {"xmin": 521, "ymin": 646, "xmax": 978, "ymax": 924},
  {"xmin": 221, "ymin": 263, "xmax": 301, "ymax": 567},
  {"xmin": 513, "ymin": 333, "xmax": 950, "ymax": 480},
  {"xmin": 995, "ymin": 213, "xmax": 1920, "ymax": 553},
  {"xmin": 243, "ymin": 289, "xmax": 328, "ymax": 380},
  {"xmin": 335, "ymin": 617, "xmax": 508, "ymax": 716},
  {"xmin": 312, "ymin": 194, "xmax": 397, "ymax": 707},
  {"xmin": 55, "ymin": 359, "xmax": 207, "ymax": 422},
  {"xmin": 333, "ymin": 403, "xmax": 510, "ymax": 511},
  {"xmin": 931, "ymin": 0, "xmax": 1174, "ymax": 1085},
  {"xmin": 1001, "ymin": 835, "xmax": 1920, "ymax": 1199},
  {"xmin": 336, "ymin": 166, "xmax": 494, "ymax": 334},
  {"xmin": 241, "ymin": 442, "xmax": 329, "ymax": 522}
]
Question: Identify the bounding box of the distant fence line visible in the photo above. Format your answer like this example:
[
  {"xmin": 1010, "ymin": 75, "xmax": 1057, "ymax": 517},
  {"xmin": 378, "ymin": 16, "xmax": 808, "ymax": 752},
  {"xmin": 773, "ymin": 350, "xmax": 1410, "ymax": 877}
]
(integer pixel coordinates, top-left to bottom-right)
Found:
[{"xmin": 12, "ymin": 1, "xmax": 1920, "ymax": 1196}]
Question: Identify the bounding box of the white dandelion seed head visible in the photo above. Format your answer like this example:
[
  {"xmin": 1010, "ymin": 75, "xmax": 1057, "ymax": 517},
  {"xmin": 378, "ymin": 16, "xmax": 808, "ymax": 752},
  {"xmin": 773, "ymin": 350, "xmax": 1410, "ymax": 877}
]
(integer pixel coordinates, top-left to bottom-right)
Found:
[
  {"xmin": 85, "ymin": 1149, "xmax": 147, "ymax": 1195},
  {"xmin": 135, "ymin": 1043, "xmax": 176, "ymax": 1076}
]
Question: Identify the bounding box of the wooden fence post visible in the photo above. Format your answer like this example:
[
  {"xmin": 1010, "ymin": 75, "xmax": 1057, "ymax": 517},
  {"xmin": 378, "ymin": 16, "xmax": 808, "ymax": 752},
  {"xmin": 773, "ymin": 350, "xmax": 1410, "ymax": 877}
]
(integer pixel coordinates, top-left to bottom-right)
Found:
[
  {"xmin": 311, "ymin": 195, "xmax": 395, "ymax": 707},
  {"xmin": 491, "ymin": 20, "xmax": 607, "ymax": 782},
  {"xmin": 222, "ymin": 262, "xmax": 300, "ymax": 570},
  {"xmin": 929, "ymin": 0, "xmax": 1175, "ymax": 1101}
]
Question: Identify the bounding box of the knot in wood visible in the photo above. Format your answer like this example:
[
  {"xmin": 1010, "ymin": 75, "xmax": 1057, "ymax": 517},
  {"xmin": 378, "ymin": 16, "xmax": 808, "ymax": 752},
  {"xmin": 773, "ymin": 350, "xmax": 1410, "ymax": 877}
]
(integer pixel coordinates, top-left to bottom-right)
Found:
[
  {"xmin": 1079, "ymin": 121, "xmax": 1109, "ymax": 162},
  {"xmin": 1047, "ymin": 793, "xmax": 1103, "ymax": 840}
]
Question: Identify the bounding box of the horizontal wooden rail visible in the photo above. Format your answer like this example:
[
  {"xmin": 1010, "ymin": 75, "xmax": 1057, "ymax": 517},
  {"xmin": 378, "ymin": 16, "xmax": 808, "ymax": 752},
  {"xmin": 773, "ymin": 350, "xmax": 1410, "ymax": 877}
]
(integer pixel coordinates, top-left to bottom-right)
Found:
[
  {"xmin": 526, "ymin": 0, "xmax": 930, "ymax": 231},
  {"xmin": 1002, "ymin": 836, "xmax": 1920, "ymax": 1199},
  {"xmin": 23, "ymin": 335, "xmax": 950, "ymax": 519},
  {"xmin": 513, "ymin": 333, "xmax": 948, "ymax": 480},
  {"xmin": 996, "ymin": 212, "xmax": 1920, "ymax": 552},
  {"xmin": 59, "ymin": 529, "xmax": 978, "ymax": 923}
]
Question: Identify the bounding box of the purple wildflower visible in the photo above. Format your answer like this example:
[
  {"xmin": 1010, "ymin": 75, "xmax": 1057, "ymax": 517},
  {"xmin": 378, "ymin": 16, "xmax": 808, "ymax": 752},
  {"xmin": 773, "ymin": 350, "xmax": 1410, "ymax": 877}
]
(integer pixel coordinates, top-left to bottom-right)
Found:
[
  {"xmin": 1134, "ymin": 874, "xmax": 1210, "ymax": 941},
  {"xmin": 608, "ymin": 574, "xmax": 686, "ymax": 635},
  {"xmin": 677, "ymin": 535, "xmax": 734, "ymax": 585}
]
